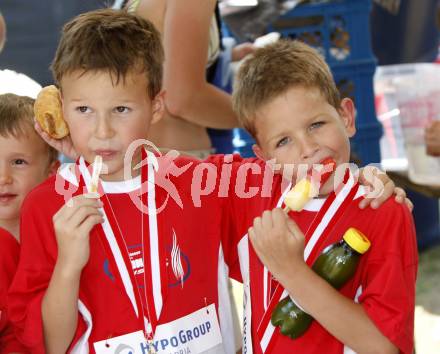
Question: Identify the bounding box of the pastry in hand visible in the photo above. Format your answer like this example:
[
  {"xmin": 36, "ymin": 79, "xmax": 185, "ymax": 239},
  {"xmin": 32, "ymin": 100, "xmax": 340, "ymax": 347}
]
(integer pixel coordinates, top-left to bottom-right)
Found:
[{"xmin": 34, "ymin": 85, "xmax": 69, "ymax": 139}]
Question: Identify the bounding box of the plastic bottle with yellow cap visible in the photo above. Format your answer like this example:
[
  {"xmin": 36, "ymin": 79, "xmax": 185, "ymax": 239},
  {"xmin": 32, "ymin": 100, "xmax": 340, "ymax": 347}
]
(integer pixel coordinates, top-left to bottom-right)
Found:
[{"xmin": 271, "ymin": 228, "xmax": 371, "ymax": 339}]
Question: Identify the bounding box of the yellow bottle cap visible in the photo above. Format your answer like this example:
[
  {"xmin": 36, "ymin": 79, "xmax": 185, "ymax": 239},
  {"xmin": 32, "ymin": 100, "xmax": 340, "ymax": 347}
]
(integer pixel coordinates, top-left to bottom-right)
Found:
[{"xmin": 343, "ymin": 228, "xmax": 371, "ymax": 254}]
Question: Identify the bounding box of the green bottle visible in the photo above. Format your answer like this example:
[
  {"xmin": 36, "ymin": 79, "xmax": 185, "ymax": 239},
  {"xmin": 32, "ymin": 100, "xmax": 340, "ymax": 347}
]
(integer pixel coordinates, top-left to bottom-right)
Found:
[{"xmin": 271, "ymin": 228, "xmax": 371, "ymax": 339}]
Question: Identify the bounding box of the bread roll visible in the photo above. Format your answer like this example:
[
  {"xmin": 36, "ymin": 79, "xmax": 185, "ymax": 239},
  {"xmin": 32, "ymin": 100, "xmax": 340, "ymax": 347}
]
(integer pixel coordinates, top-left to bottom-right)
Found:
[{"xmin": 34, "ymin": 85, "xmax": 69, "ymax": 139}]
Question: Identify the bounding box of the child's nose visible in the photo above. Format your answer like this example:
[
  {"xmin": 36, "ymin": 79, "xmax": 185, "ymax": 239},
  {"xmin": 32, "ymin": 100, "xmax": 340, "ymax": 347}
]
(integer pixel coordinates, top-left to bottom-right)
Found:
[
  {"xmin": 94, "ymin": 114, "xmax": 115, "ymax": 140},
  {"xmin": 300, "ymin": 136, "xmax": 319, "ymax": 160},
  {"xmin": 0, "ymin": 164, "xmax": 12, "ymax": 185}
]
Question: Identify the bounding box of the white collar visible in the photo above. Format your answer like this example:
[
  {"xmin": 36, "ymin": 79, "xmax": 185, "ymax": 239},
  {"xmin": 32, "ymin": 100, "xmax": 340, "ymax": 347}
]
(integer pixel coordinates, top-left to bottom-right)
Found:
[{"xmin": 58, "ymin": 162, "xmax": 141, "ymax": 194}]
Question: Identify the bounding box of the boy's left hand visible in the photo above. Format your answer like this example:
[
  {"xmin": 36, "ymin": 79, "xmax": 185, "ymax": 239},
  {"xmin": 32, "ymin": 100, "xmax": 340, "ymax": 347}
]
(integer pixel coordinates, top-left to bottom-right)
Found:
[
  {"xmin": 248, "ymin": 208, "xmax": 307, "ymax": 283},
  {"xmin": 358, "ymin": 166, "xmax": 413, "ymax": 211}
]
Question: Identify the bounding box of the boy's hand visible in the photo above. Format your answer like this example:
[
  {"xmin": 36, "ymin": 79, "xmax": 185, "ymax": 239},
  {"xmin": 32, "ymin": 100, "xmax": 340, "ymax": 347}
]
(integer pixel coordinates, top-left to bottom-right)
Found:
[
  {"xmin": 358, "ymin": 166, "xmax": 413, "ymax": 211},
  {"xmin": 53, "ymin": 195, "xmax": 103, "ymax": 273},
  {"xmin": 248, "ymin": 208, "xmax": 307, "ymax": 283},
  {"xmin": 425, "ymin": 121, "xmax": 440, "ymax": 156},
  {"xmin": 34, "ymin": 119, "xmax": 79, "ymax": 160}
]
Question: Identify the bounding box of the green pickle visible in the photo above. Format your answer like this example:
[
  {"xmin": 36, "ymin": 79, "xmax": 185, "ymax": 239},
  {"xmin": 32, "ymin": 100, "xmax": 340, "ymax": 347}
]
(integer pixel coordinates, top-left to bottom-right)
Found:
[{"xmin": 271, "ymin": 227, "xmax": 371, "ymax": 339}]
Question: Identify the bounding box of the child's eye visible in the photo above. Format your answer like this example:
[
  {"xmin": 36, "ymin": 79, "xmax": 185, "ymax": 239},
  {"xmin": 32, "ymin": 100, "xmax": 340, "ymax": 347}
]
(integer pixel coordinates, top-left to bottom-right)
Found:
[
  {"xmin": 114, "ymin": 106, "xmax": 130, "ymax": 114},
  {"xmin": 276, "ymin": 137, "xmax": 291, "ymax": 148},
  {"xmin": 76, "ymin": 106, "xmax": 90, "ymax": 113},
  {"xmin": 310, "ymin": 121, "xmax": 324, "ymax": 130},
  {"xmin": 13, "ymin": 159, "xmax": 28, "ymax": 166}
]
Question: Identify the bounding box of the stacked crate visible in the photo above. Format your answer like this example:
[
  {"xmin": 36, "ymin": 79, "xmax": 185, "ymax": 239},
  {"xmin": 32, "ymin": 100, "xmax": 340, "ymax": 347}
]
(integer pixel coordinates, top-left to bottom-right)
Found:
[{"xmin": 268, "ymin": 0, "xmax": 382, "ymax": 165}]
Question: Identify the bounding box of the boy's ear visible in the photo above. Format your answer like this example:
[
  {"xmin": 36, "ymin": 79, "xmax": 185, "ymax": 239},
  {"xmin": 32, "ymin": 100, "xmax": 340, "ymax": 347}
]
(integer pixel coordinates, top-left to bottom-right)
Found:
[
  {"xmin": 339, "ymin": 98, "xmax": 356, "ymax": 137},
  {"xmin": 47, "ymin": 159, "xmax": 60, "ymax": 177},
  {"xmin": 252, "ymin": 144, "xmax": 267, "ymax": 161},
  {"xmin": 151, "ymin": 90, "xmax": 165, "ymax": 125}
]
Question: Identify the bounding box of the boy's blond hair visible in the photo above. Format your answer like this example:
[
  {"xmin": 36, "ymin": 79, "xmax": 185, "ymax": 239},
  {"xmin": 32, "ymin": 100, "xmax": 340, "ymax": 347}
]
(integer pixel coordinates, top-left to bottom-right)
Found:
[
  {"xmin": 51, "ymin": 8, "xmax": 164, "ymax": 99},
  {"xmin": 0, "ymin": 93, "xmax": 58, "ymax": 164},
  {"xmin": 233, "ymin": 40, "xmax": 341, "ymax": 139}
]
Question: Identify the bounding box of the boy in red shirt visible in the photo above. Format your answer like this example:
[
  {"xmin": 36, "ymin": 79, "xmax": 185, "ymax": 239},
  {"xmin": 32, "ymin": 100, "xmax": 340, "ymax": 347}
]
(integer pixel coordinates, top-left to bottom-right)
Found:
[
  {"xmin": 8, "ymin": 9, "xmax": 238, "ymax": 354},
  {"xmin": 227, "ymin": 40, "xmax": 418, "ymax": 354},
  {"xmin": 0, "ymin": 93, "xmax": 58, "ymax": 353}
]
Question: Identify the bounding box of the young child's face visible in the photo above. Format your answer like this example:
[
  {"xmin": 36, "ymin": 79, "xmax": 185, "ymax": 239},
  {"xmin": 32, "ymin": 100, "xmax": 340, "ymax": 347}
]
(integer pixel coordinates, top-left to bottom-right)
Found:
[
  {"xmin": 0, "ymin": 131, "xmax": 53, "ymax": 223},
  {"xmin": 61, "ymin": 69, "xmax": 164, "ymax": 181},
  {"xmin": 253, "ymin": 86, "xmax": 356, "ymax": 191}
]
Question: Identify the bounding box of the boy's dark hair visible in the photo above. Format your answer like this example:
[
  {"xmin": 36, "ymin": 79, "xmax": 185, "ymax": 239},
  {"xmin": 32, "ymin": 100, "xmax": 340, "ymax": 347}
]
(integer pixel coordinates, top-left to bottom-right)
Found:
[
  {"xmin": 0, "ymin": 93, "xmax": 58, "ymax": 164},
  {"xmin": 51, "ymin": 8, "xmax": 164, "ymax": 98},
  {"xmin": 233, "ymin": 40, "xmax": 341, "ymax": 138}
]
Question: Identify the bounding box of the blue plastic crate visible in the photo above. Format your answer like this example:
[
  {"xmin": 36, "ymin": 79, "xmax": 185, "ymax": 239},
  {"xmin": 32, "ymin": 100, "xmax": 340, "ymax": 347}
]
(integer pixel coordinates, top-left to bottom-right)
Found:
[
  {"xmin": 232, "ymin": 128, "xmax": 256, "ymax": 158},
  {"xmin": 268, "ymin": 0, "xmax": 375, "ymax": 65}
]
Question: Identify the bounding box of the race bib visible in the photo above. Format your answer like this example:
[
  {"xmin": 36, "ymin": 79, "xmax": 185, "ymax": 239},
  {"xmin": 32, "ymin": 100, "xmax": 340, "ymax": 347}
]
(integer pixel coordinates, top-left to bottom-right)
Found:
[{"xmin": 94, "ymin": 304, "xmax": 224, "ymax": 354}]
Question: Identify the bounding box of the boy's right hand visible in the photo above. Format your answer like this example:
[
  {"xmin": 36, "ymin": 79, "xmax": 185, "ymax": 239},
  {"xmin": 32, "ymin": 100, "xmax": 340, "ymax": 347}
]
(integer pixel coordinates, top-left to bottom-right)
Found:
[
  {"xmin": 53, "ymin": 195, "xmax": 103, "ymax": 273},
  {"xmin": 248, "ymin": 209, "xmax": 307, "ymax": 286},
  {"xmin": 34, "ymin": 119, "xmax": 79, "ymax": 160}
]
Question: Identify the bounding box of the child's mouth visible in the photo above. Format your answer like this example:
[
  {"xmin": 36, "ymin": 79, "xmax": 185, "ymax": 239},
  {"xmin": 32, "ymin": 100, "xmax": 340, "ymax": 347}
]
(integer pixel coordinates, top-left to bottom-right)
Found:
[
  {"xmin": 308, "ymin": 157, "xmax": 336, "ymax": 184},
  {"xmin": 94, "ymin": 150, "xmax": 117, "ymax": 160},
  {"xmin": 0, "ymin": 193, "xmax": 18, "ymax": 203}
]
